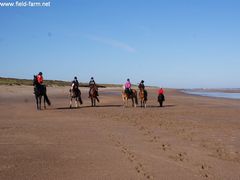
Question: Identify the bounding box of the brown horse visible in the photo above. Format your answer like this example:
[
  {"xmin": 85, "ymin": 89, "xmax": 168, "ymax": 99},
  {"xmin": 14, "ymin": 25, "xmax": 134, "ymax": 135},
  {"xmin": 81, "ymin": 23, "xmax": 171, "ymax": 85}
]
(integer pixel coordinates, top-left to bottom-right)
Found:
[
  {"xmin": 139, "ymin": 88, "xmax": 147, "ymax": 108},
  {"xmin": 89, "ymin": 85, "xmax": 99, "ymax": 107},
  {"xmin": 122, "ymin": 89, "xmax": 138, "ymax": 107},
  {"xmin": 69, "ymin": 87, "xmax": 82, "ymax": 108}
]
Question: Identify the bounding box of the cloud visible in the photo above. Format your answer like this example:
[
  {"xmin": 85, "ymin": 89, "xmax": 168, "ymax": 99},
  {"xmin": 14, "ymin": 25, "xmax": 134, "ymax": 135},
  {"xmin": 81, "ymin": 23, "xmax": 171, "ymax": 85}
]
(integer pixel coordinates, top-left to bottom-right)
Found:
[{"xmin": 86, "ymin": 35, "xmax": 136, "ymax": 53}]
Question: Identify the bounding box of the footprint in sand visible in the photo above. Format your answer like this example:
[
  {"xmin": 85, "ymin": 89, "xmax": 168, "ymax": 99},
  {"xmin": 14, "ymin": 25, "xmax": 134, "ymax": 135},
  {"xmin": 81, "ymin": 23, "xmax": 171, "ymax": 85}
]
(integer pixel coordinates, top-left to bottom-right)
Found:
[
  {"xmin": 199, "ymin": 164, "xmax": 212, "ymax": 179},
  {"xmin": 169, "ymin": 152, "xmax": 188, "ymax": 162},
  {"xmin": 161, "ymin": 143, "xmax": 171, "ymax": 151}
]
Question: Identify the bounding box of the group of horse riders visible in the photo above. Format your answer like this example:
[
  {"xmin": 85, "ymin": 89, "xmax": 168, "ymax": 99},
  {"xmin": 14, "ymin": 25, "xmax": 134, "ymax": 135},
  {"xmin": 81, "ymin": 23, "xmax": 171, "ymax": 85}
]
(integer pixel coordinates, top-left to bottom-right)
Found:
[
  {"xmin": 71, "ymin": 76, "xmax": 100, "ymax": 102},
  {"xmin": 124, "ymin": 78, "xmax": 148, "ymax": 100},
  {"xmin": 33, "ymin": 72, "xmax": 165, "ymax": 108}
]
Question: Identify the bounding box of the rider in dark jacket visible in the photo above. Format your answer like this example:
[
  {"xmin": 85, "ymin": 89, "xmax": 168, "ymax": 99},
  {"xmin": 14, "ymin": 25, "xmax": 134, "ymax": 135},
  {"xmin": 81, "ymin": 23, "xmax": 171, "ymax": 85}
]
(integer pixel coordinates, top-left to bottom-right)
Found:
[
  {"xmin": 138, "ymin": 80, "xmax": 147, "ymax": 100},
  {"xmin": 138, "ymin": 80, "xmax": 145, "ymax": 90},
  {"xmin": 72, "ymin": 76, "xmax": 79, "ymax": 89}
]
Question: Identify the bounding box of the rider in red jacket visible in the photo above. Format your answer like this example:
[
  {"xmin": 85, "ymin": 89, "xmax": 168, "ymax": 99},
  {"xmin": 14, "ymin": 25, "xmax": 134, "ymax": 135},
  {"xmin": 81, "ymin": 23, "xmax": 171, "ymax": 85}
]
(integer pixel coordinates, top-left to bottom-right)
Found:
[
  {"xmin": 37, "ymin": 72, "xmax": 43, "ymax": 84},
  {"xmin": 158, "ymin": 88, "xmax": 164, "ymax": 95}
]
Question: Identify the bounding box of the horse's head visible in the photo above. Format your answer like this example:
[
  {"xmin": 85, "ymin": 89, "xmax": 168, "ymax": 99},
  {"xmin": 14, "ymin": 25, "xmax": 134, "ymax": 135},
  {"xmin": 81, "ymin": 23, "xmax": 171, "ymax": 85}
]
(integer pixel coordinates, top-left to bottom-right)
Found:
[{"xmin": 33, "ymin": 75, "xmax": 38, "ymax": 86}]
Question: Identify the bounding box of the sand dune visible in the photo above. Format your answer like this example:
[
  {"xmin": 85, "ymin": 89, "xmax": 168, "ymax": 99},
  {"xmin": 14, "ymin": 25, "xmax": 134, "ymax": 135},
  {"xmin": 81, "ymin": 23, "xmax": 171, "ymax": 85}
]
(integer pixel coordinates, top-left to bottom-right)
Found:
[{"xmin": 0, "ymin": 85, "xmax": 240, "ymax": 179}]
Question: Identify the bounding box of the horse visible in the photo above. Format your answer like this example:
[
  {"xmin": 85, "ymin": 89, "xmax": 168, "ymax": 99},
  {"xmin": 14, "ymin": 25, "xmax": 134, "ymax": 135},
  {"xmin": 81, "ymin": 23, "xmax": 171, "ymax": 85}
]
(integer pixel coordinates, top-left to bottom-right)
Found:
[
  {"xmin": 158, "ymin": 94, "xmax": 165, "ymax": 107},
  {"xmin": 89, "ymin": 85, "xmax": 99, "ymax": 107},
  {"xmin": 122, "ymin": 89, "xmax": 138, "ymax": 107},
  {"xmin": 69, "ymin": 86, "xmax": 83, "ymax": 108},
  {"xmin": 33, "ymin": 75, "xmax": 51, "ymax": 110},
  {"xmin": 139, "ymin": 88, "xmax": 147, "ymax": 108}
]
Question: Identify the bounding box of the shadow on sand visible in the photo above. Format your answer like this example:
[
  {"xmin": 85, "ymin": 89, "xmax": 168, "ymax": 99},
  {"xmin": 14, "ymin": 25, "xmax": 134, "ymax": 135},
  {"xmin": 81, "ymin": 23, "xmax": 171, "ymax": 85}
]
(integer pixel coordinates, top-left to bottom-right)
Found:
[
  {"xmin": 54, "ymin": 104, "xmax": 176, "ymax": 110},
  {"xmin": 147, "ymin": 104, "xmax": 176, "ymax": 108},
  {"xmin": 55, "ymin": 104, "xmax": 123, "ymax": 110}
]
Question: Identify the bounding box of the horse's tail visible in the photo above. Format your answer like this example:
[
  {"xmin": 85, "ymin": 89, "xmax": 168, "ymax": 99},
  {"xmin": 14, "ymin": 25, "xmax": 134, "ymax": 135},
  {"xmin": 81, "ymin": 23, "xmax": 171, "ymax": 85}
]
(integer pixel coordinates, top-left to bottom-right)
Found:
[
  {"xmin": 44, "ymin": 94, "xmax": 51, "ymax": 106},
  {"xmin": 79, "ymin": 95, "xmax": 83, "ymax": 104},
  {"xmin": 135, "ymin": 94, "xmax": 138, "ymax": 105}
]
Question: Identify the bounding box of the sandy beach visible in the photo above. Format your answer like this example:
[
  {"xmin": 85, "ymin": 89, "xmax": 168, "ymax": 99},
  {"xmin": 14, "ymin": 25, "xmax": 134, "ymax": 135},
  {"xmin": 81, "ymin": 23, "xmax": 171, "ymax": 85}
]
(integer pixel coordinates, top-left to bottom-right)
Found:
[{"xmin": 0, "ymin": 85, "xmax": 239, "ymax": 180}]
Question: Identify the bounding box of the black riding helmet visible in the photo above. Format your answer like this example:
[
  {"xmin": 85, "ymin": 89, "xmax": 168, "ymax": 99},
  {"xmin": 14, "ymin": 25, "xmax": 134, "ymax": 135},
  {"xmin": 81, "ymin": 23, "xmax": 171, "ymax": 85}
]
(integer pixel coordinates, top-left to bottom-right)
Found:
[
  {"xmin": 39, "ymin": 72, "xmax": 42, "ymax": 75},
  {"xmin": 74, "ymin": 76, "xmax": 77, "ymax": 80},
  {"xmin": 141, "ymin": 80, "xmax": 144, "ymax": 83}
]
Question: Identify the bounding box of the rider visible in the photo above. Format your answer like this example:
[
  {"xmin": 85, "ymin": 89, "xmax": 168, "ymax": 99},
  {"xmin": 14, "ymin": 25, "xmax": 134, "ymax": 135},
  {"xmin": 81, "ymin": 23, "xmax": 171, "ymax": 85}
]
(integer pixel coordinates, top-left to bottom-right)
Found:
[
  {"xmin": 158, "ymin": 88, "xmax": 165, "ymax": 107},
  {"xmin": 138, "ymin": 80, "xmax": 145, "ymax": 90},
  {"xmin": 138, "ymin": 80, "xmax": 147, "ymax": 100},
  {"xmin": 158, "ymin": 88, "xmax": 164, "ymax": 95},
  {"xmin": 37, "ymin": 72, "xmax": 43, "ymax": 85},
  {"xmin": 72, "ymin": 76, "xmax": 79, "ymax": 89},
  {"xmin": 33, "ymin": 72, "xmax": 51, "ymax": 106},
  {"xmin": 125, "ymin": 78, "xmax": 132, "ymax": 96},
  {"xmin": 35, "ymin": 72, "xmax": 44, "ymax": 93},
  {"xmin": 89, "ymin": 77, "xmax": 99, "ymax": 98}
]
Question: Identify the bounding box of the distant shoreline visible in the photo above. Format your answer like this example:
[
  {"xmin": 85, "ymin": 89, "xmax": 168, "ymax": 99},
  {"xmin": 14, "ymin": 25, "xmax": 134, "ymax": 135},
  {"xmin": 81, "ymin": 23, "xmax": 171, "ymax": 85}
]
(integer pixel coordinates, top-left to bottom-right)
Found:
[{"xmin": 182, "ymin": 89, "xmax": 240, "ymax": 100}]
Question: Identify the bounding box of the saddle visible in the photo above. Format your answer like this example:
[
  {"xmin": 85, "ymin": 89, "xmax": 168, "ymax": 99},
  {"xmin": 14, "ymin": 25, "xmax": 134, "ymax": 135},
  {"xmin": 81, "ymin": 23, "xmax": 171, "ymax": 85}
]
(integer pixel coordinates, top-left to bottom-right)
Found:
[{"xmin": 125, "ymin": 88, "xmax": 133, "ymax": 97}]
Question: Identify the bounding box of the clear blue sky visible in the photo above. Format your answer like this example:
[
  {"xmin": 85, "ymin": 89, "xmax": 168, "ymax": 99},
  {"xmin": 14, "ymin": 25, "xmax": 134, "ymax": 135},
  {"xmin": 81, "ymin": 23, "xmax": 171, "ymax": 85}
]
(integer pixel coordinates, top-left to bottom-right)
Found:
[{"xmin": 1, "ymin": 0, "xmax": 240, "ymax": 88}]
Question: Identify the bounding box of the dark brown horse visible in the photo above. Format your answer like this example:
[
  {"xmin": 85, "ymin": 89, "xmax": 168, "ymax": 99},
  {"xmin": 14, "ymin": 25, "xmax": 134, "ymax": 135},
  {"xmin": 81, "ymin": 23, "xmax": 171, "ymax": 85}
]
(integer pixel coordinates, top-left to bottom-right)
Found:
[
  {"xmin": 33, "ymin": 75, "xmax": 51, "ymax": 110},
  {"xmin": 139, "ymin": 88, "xmax": 147, "ymax": 108},
  {"xmin": 89, "ymin": 85, "xmax": 99, "ymax": 107},
  {"xmin": 158, "ymin": 94, "xmax": 165, "ymax": 107},
  {"xmin": 122, "ymin": 89, "xmax": 138, "ymax": 107}
]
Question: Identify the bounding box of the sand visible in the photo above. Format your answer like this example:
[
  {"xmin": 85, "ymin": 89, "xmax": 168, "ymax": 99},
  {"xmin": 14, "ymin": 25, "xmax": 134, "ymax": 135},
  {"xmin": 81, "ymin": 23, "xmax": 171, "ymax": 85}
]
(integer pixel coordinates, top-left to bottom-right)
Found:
[{"xmin": 0, "ymin": 85, "xmax": 240, "ymax": 180}]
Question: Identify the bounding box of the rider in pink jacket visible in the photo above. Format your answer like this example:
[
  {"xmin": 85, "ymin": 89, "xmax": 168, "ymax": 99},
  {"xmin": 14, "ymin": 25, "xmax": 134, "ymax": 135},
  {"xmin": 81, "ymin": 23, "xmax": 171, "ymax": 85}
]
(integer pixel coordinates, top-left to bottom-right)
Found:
[
  {"xmin": 125, "ymin": 78, "xmax": 131, "ymax": 89},
  {"xmin": 125, "ymin": 79, "xmax": 132, "ymax": 95}
]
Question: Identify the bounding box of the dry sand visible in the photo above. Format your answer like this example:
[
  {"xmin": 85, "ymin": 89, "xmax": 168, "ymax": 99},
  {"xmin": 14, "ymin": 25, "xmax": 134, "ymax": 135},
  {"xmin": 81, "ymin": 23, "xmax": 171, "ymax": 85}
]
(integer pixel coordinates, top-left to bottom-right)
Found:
[{"xmin": 0, "ymin": 85, "xmax": 240, "ymax": 180}]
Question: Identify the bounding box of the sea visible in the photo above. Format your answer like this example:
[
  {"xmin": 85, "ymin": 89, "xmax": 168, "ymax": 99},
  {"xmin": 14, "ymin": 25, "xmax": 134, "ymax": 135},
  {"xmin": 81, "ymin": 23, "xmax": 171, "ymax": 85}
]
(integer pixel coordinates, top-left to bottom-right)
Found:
[{"xmin": 182, "ymin": 90, "xmax": 240, "ymax": 100}]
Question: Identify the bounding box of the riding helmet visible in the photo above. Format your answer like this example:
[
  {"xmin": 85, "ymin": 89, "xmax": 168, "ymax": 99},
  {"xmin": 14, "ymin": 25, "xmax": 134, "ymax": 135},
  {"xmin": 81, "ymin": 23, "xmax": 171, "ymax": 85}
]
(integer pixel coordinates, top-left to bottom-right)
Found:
[{"xmin": 39, "ymin": 72, "xmax": 42, "ymax": 75}]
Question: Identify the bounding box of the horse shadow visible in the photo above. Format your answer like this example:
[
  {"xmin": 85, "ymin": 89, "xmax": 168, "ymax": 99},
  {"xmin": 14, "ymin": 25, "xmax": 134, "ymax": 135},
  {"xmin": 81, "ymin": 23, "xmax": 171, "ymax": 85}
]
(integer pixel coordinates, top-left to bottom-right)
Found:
[
  {"xmin": 147, "ymin": 104, "xmax": 176, "ymax": 108},
  {"xmin": 55, "ymin": 104, "xmax": 123, "ymax": 110}
]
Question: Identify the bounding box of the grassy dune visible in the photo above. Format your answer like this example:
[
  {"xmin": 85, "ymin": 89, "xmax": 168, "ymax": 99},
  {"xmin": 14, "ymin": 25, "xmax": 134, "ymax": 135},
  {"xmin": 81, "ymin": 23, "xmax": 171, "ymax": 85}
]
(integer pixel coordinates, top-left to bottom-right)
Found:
[{"xmin": 0, "ymin": 77, "xmax": 122, "ymax": 88}]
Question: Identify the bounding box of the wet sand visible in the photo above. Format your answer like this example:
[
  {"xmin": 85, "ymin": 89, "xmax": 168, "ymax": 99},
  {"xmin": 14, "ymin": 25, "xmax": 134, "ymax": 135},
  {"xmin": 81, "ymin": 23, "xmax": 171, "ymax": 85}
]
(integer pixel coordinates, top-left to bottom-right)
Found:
[{"xmin": 0, "ymin": 85, "xmax": 240, "ymax": 180}]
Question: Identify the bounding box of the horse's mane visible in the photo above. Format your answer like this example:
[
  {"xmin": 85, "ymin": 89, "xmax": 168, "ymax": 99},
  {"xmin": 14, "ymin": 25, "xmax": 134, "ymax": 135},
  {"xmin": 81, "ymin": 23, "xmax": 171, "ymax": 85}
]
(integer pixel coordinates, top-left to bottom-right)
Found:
[{"xmin": 33, "ymin": 75, "xmax": 38, "ymax": 85}]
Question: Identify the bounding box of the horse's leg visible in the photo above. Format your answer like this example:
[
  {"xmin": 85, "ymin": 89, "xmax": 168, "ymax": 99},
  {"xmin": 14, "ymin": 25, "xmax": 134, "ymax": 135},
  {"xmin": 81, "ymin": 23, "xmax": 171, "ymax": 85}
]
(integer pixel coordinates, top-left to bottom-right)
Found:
[
  {"xmin": 70, "ymin": 97, "xmax": 72, "ymax": 108},
  {"xmin": 131, "ymin": 97, "xmax": 134, "ymax": 107},
  {"xmin": 39, "ymin": 96, "xmax": 42, "ymax": 110},
  {"xmin": 77, "ymin": 97, "xmax": 80, "ymax": 107},
  {"xmin": 122, "ymin": 95, "xmax": 126, "ymax": 107},
  {"xmin": 35, "ymin": 95, "xmax": 39, "ymax": 110},
  {"xmin": 160, "ymin": 101, "xmax": 163, "ymax": 107},
  {"xmin": 144, "ymin": 100, "xmax": 147, "ymax": 108},
  {"xmin": 91, "ymin": 97, "xmax": 93, "ymax": 107},
  {"xmin": 75, "ymin": 97, "xmax": 78, "ymax": 108}
]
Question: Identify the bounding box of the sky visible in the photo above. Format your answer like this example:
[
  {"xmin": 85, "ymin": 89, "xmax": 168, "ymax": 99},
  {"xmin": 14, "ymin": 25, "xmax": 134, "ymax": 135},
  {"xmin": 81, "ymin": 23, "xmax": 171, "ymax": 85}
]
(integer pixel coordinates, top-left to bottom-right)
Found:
[{"xmin": 0, "ymin": 0, "xmax": 240, "ymax": 88}]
